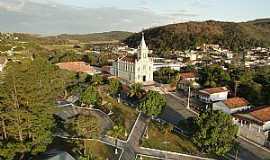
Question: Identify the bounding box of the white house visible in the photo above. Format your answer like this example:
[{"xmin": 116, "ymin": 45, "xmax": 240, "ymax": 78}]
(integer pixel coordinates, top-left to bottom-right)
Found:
[
  {"xmin": 233, "ymin": 106, "xmax": 270, "ymax": 146},
  {"xmin": 111, "ymin": 33, "xmax": 154, "ymax": 85},
  {"xmin": 198, "ymin": 87, "xmax": 229, "ymax": 103},
  {"xmin": 213, "ymin": 97, "xmax": 251, "ymax": 114},
  {"xmin": 0, "ymin": 57, "xmax": 8, "ymax": 72}
]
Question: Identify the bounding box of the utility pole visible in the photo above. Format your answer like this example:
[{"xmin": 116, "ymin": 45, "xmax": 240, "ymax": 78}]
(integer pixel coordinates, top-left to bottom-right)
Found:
[
  {"xmin": 187, "ymin": 85, "xmax": 191, "ymax": 110},
  {"xmin": 234, "ymin": 81, "xmax": 239, "ymax": 97}
]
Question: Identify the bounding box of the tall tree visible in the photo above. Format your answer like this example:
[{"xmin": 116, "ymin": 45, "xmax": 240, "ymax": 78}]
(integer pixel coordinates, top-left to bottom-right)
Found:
[
  {"xmin": 192, "ymin": 111, "xmax": 238, "ymax": 156},
  {"xmin": 0, "ymin": 58, "xmax": 73, "ymax": 160},
  {"xmin": 68, "ymin": 114, "xmax": 100, "ymax": 155},
  {"xmin": 128, "ymin": 83, "xmax": 145, "ymax": 100},
  {"xmin": 108, "ymin": 78, "xmax": 122, "ymax": 97},
  {"xmin": 138, "ymin": 91, "xmax": 166, "ymax": 117}
]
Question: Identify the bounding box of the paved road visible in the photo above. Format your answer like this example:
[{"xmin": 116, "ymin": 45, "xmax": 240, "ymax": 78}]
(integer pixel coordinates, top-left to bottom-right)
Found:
[
  {"xmin": 137, "ymin": 147, "xmax": 212, "ymax": 160},
  {"xmin": 236, "ymin": 138, "xmax": 270, "ymax": 160},
  {"xmin": 120, "ymin": 113, "xmax": 149, "ymax": 160},
  {"xmin": 159, "ymin": 93, "xmax": 196, "ymax": 125}
]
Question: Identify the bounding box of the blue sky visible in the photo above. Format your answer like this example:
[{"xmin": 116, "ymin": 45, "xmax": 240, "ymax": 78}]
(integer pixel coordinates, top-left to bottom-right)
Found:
[{"xmin": 0, "ymin": 0, "xmax": 269, "ymax": 34}]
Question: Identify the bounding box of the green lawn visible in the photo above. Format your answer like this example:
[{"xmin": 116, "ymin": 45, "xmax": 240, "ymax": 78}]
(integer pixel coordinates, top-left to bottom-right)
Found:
[
  {"xmin": 99, "ymin": 85, "xmax": 138, "ymax": 140},
  {"xmin": 142, "ymin": 121, "xmax": 200, "ymax": 155},
  {"xmin": 47, "ymin": 137, "xmax": 120, "ymax": 160}
]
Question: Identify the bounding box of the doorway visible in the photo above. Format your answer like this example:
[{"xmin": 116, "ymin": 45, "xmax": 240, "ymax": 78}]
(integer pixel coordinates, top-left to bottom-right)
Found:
[{"xmin": 143, "ymin": 75, "xmax": 146, "ymax": 82}]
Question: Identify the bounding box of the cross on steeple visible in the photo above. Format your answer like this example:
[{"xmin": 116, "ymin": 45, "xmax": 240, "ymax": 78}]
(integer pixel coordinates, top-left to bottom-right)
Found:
[{"xmin": 137, "ymin": 32, "xmax": 149, "ymax": 59}]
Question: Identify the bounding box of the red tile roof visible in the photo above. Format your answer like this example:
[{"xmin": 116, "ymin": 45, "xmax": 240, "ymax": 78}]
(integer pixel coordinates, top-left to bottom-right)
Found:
[
  {"xmin": 56, "ymin": 62, "xmax": 95, "ymax": 74},
  {"xmin": 224, "ymin": 97, "xmax": 249, "ymax": 109},
  {"xmin": 200, "ymin": 87, "xmax": 228, "ymax": 95},
  {"xmin": 250, "ymin": 106, "xmax": 270, "ymax": 122},
  {"xmin": 179, "ymin": 72, "xmax": 196, "ymax": 79},
  {"xmin": 121, "ymin": 55, "xmax": 137, "ymax": 63}
]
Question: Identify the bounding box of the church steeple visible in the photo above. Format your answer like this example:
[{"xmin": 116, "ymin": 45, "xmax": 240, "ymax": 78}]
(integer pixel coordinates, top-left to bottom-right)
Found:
[{"xmin": 137, "ymin": 32, "xmax": 149, "ymax": 59}]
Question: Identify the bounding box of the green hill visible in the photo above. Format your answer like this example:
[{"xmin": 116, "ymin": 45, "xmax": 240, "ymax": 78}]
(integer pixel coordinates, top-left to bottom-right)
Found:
[
  {"xmin": 124, "ymin": 19, "xmax": 270, "ymax": 51},
  {"xmin": 49, "ymin": 31, "xmax": 133, "ymax": 43}
]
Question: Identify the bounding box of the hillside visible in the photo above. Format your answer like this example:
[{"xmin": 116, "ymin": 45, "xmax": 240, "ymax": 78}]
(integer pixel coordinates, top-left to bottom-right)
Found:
[
  {"xmin": 48, "ymin": 31, "xmax": 133, "ymax": 43},
  {"xmin": 124, "ymin": 19, "xmax": 270, "ymax": 51}
]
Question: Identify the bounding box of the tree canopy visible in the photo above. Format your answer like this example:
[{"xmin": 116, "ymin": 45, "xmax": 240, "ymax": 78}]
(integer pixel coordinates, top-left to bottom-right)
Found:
[
  {"xmin": 198, "ymin": 65, "xmax": 231, "ymax": 88},
  {"xmin": 0, "ymin": 58, "xmax": 74, "ymax": 160},
  {"xmin": 108, "ymin": 78, "xmax": 122, "ymax": 97},
  {"xmin": 192, "ymin": 111, "xmax": 238, "ymax": 156},
  {"xmin": 154, "ymin": 67, "xmax": 179, "ymax": 84},
  {"xmin": 138, "ymin": 91, "xmax": 166, "ymax": 117},
  {"xmin": 128, "ymin": 83, "xmax": 145, "ymax": 100},
  {"xmin": 80, "ymin": 86, "xmax": 102, "ymax": 107}
]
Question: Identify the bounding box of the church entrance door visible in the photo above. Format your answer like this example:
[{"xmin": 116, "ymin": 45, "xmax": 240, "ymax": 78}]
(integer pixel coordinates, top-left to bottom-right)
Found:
[{"xmin": 143, "ymin": 76, "xmax": 146, "ymax": 82}]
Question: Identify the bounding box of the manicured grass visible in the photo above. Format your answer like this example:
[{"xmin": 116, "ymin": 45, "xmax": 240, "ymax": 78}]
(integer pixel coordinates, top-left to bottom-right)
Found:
[
  {"xmin": 83, "ymin": 140, "xmax": 120, "ymax": 160},
  {"xmin": 47, "ymin": 137, "xmax": 120, "ymax": 160},
  {"xmin": 99, "ymin": 85, "xmax": 138, "ymax": 140},
  {"xmin": 142, "ymin": 121, "xmax": 199, "ymax": 155}
]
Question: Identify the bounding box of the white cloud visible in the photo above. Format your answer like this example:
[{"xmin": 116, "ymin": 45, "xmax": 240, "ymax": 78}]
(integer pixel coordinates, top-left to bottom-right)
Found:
[{"xmin": 0, "ymin": 0, "xmax": 199, "ymax": 34}]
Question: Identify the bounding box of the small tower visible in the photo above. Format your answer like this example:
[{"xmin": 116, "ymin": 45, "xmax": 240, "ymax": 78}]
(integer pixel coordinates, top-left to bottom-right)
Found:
[{"xmin": 137, "ymin": 32, "xmax": 149, "ymax": 59}]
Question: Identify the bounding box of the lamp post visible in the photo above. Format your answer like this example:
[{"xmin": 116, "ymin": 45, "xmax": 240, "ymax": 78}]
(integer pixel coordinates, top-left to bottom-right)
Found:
[{"xmin": 187, "ymin": 85, "xmax": 191, "ymax": 110}]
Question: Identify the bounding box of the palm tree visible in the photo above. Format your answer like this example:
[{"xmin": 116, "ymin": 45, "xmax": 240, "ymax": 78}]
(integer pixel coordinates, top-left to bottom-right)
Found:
[
  {"xmin": 109, "ymin": 125, "xmax": 125, "ymax": 154},
  {"xmin": 91, "ymin": 75, "xmax": 103, "ymax": 86},
  {"xmin": 128, "ymin": 83, "xmax": 145, "ymax": 100}
]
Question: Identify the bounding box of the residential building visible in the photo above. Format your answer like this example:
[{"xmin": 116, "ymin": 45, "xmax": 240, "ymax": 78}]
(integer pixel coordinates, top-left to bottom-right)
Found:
[
  {"xmin": 198, "ymin": 87, "xmax": 229, "ymax": 103},
  {"xmin": 179, "ymin": 72, "xmax": 197, "ymax": 81},
  {"xmin": 111, "ymin": 33, "xmax": 154, "ymax": 85},
  {"xmin": 233, "ymin": 106, "xmax": 270, "ymax": 146},
  {"xmin": 213, "ymin": 97, "xmax": 251, "ymax": 114},
  {"xmin": 56, "ymin": 61, "xmax": 101, "ymax": 75}
]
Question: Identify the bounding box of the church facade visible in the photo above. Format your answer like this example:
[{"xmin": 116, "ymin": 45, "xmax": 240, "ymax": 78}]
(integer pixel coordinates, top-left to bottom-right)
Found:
[{"xmin": 111, "ymin": 33, "xmax": 154, "ymax": 84}]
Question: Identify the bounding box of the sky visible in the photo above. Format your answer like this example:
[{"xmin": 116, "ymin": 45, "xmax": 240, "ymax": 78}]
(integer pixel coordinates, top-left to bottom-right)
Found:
[{"xmin": 0, "ymin": 0, "xmax": 269, "ymax": 34}]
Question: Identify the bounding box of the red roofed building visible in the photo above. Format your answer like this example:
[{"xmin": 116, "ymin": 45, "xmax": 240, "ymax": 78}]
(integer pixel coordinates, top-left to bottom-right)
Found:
[
  {"xmin": 56, "ymin": 61, "xmax": 101, "ymax": 75},
  {"xmin": 233, "ymin": 106, "xmax": 270, "ymax": 146},
  {"xmin": 179, "ymin": 72, "xmax": 197, "ymax": 81},
  {"xmin": 198, "ymin": 87, "xmax": 229, "ymax": 103},
  {"xmin": 213, "ymin": 97, "xmax": 251, "ymax": 114}
]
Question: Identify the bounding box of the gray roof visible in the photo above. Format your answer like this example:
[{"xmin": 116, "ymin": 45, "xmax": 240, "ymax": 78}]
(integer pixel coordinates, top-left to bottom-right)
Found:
[{"xmin": 42, "ymin": 150, "xmax": 75, "ymax": 160}]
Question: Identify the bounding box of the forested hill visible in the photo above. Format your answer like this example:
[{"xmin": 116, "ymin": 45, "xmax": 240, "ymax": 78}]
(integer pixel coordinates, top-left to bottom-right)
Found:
[
  {"xmin": 48, "ymin": 31, "xmax": 133, "ymax": 43},
  {"xmin": 0, "ymin": 31, "xmax": 133, "ymax": 45},
  {"xmin": 124, "ymin": 19, "xmax": 270, "ymax": 51}
]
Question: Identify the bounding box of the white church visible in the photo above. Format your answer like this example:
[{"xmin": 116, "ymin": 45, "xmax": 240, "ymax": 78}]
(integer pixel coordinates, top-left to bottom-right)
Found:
[{"xmin": 111, "ymin": 33, "xmax": 154, "ymax": 85}]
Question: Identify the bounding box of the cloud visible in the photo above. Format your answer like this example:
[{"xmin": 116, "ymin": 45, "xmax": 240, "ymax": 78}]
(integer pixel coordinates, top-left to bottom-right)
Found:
[
  {"xmin": 0, "ymin": 0, "xmax": 25, "ymax": 11},
  {"xmin": 0, "ymin": 0, "xmax": 198, "ymax": 34}
]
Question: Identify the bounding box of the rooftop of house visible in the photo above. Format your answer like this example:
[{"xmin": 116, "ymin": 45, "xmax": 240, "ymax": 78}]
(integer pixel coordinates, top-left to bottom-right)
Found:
[
  {"xmin": 224, "ymin": 97, "xmax": 250, "ymax": 109},
  {"xmin": 179, "ymin": 72, "xmax": 196, "ymax": 79},
  {"xmin": 56, "ymin": 61, "xmax": 96, "ymax": 74},
  {"xmin": 199, "ymin": 87, "xmax": 228, "ymax": 95},
  {"xmin": 250, "ymin": 106, "xmax": 270, "ymax": 122},
  {"xmin": 120, "ymin": 55, "xmax": 137, "ymax": 63}
]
